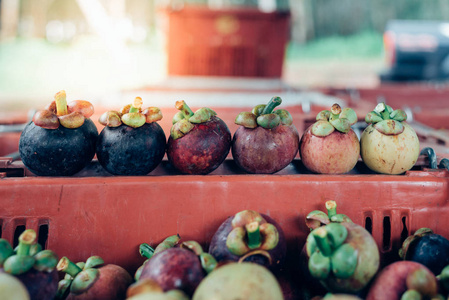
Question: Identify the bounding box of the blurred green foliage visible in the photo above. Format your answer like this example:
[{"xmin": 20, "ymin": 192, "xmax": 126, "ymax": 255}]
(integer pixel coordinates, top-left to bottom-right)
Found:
[{"xmin": 286, "ymin": 31, "xmax": 383, "ymax": 60}]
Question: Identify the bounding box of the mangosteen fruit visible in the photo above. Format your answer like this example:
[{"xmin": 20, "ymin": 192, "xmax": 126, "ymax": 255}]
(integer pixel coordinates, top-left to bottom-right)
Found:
[
  {"xmin": 192, "ymin": 262, "xmax": 284, "ymax": 300},
  {"xmin": 1, "ymin": 229, "xmax": 59, "ymax": 300},
  {"xmin": 138, "ymin": 240, "xmax": 216, "ymax": 297},
  {"xmin": 127, "ymin": 278, "xmax": 188, "ymax": 300},
  {"xmin": 96, "ymin": 97, "xmax": 166, "ymax": 175},
  {"xmin": 232, "ymin": 96, "xmax": 299, "ymax": 174},
  {"xmin": 209, "ymin": 210, "xmax": 286, "ymax": 272},
  {"xmin": 166, "ymin": 100, "xmax": 231, "ymax": 174},
  {"xmin": 19, "ymin": 90, "xmax": 98, "ymax": 176},
  {"xmin": 366, "ymin": 261, "xmax": 439, "ymax": 300},
  {"xmin": 0, "ymin": 272, "xmax": 30, "ymax": 300},
  {"xmin": 300, "ymin": 103, "xmax": 360, "ymax": 174},
  {"xmin": 360, "ymin": 102, "xmax": 420, "ymax": 174},
  {"xmin": 56, "ymin": 255, "xmax": 132, "ymax": 300},
  {"xmin": 304, "ymin": 201, "xmax": 379, "ymax": 294},
  {"xmin": 399, "ymin": 228, "xmax": 449, "ymax": 275}
]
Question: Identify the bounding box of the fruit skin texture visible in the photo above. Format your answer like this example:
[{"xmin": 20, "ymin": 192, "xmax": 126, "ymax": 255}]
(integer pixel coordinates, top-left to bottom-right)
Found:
[
  {"xmin": 232, "ymin": 124, "xmax": 299, "ymax": 174},
  {"xmin": 67, "ymin": 264, "xmax": 133, "ymax": 300},
  {"xmin": 15, "ymin": 268, "xmax": 58, "ymax": 300},
  {"xmin": 360, "ymin": 122, "xmax": 419, "ymax": 174},
  {"xmin": 19, "ymin": 118, "xmax": 98, "ymax": 176},
  {"xmin": 300, "ymin": 126, "xmax": 360, "ymax": 174},
  {"xmin": 366, "ymin": 261, "xmax": 434, "ymax": 300},
  {"xmin": 139, "ymin": 248, "xmax": 205, "ymax": 296},
  {"xmin": 167, "ymin": 116, "xmax": 231, "ymax": 175},
  {"xmin": 209, "ymin": 214, "xmax": 286, "ymax": 271},
  {"xmin": 192, "ymin": 262, "xmax": 284, "ymax": 300},
  {"xmin": 96, "ymin": 123, "xmax": 166, "ymax": 175}
]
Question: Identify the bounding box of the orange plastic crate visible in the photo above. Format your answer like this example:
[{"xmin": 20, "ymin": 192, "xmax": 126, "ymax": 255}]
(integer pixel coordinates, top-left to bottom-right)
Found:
[{"xmin": 162, "ymin": 6, "xmax": 290, "ymax": 77}]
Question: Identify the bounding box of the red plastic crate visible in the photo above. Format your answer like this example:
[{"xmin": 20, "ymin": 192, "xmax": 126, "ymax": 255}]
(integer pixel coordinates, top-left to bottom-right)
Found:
[{"xmin": 161, "ymin": 6, "xmax": 290, "ymax": 77}]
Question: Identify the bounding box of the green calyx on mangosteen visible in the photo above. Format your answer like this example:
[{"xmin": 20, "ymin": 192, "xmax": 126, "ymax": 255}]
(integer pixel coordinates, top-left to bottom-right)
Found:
[
  {"xmin": 235, "ymin": 96, "xmax": 292, "ymax": 129},
  {"xmin": 365, "ymin": 102, "xmax": 407, "ymax": 135},
  {"xmin": 209, "ymin": 210, "xmax": 287, "ymax": 272},
  {"xmin": 98, "ymin": 97, "xmax": 163, "ymax": 129},
  {"xmin": 305, "ymin": 200, "xmax": 353, "ymax": 231},
  {"xmin": 170, "ymin": 100, "xmax": 217, "ymax": 139},
  {"xmin": 32, "ymin": 90, "xmax": 94, "ymax": 130},
  {"xmin": 311, "ymin": 103, "xmax": 357, "ymax": 136},
  {"xmin": 3, "ymin": 229, "xmax": 58, "ymax": 276}
]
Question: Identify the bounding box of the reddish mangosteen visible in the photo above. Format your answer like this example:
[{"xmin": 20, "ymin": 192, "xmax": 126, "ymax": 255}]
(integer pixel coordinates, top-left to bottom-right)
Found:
[
  {"xmin": 166, "ymin": 100, "xmax": 231, "ymax": 175},
  {"xmin": 192, "ymin": 262, "xmax": 284, "ymax": 300},
  {"xmin": 366, "ymin": 261, "xmax": 440, "ymax": 300},
  {"xmin": 19, "ymin": 90, "xmax": 97, "ymax": 176},
  {"xmin": 304, "ymin": 201, "xmax": 379, "ymax": 294},
  {"xmin": 56, "ymin": 255, "xmax": 132, "ymax": 300},
  {"xmin": 361, "ymin": 102, "xmax": 420, "ymax": 174},
  {"xmin": 399, "ymin": 228, "xmax": 449, "ymax": 276},
  {"xmin": 232, "ymin": 96, "xmax": 299, "ymax": 174},
  {"xmin": 96, "ymin": 97, "xmax": 166, "ymax": 175},
  {"xmin": 138, "ymin": 238, "xmax": 216, "ymax": 296},
  {"xmin": 300, "ymin": 103, "xmax": 359, "ymax": 174},
  {"xmin": 208, "ymin": 210, "xmax": 287, "ymax": 272},
  {"xmin": 1, "ymin": 229, "xmax": 59, "ymax": 300}
]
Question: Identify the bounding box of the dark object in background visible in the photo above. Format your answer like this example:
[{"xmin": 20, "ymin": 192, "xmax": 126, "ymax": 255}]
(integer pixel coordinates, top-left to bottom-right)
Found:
[{"xmin": 381, "ymin": 20, "xmax": 449, "ymax": 82}]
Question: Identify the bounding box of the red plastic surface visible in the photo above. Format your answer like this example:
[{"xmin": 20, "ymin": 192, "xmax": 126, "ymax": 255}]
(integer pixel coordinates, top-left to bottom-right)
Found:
[{"xmin": 162, "ymin": 6, "xmax": 290, "ymax": 77}]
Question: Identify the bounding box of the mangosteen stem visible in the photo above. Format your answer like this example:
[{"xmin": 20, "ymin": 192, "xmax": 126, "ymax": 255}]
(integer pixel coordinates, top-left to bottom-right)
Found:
[
  {"xmin": 129, "ymin": 97, "xmax": 143, "ymax": 113},
  {"xmin": 17, "ymin": 229, "xmax": 36, "ymax": 256},
  {"xmin": 246, "ymin": 222, "xmax": 262, "ymax": 249},
  {"xmin": 312, "ymin": 227, "xmax": 333, "ymax": 257},
  {"xmin": 57, "ymin": 256, "xmax": 83, "ymax": 278},
  {"xmin": 261, "ymin": 96, "xmax": 282, "ymax": 114},
  {"xmin": 139, "ymin": 243, "xmax": 155, "ymax": 259},
  {"xmin": 175, "ymin": 100, "xmax": 194, "ymax": 119},
  {"xmin": 375, "ymin": 103, "xmax": 390, "ymax": 120},
  {"xmin": 329, "ymin": 103, "xmax": 342, "ymax": 121},
  {"xmin": 325, "ymin": 200, "xmax": 337, "ymax": 219},
  {"xmin": 55, "ymin": 90, "xmax": 68, "ymax": 116}
]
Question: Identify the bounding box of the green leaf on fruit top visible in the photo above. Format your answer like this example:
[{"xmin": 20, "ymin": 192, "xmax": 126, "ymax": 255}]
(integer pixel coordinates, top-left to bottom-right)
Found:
[
  {"xmin": 171, "ymin": 101, "xmax": 216, "ymax": 139},
  {"xmin": 189, "ymin": 107, "xmax": 217, "ymax": 124},
  {"xmin": 311, "ymin": 104, "xmax": 356, "ymax": 136},
  {"xmin": 256, "ymin": 113, "xmax": 281, "ymax": 129},
  {"xmin": 373, "ymin": 119, "xmax": 404, "ymax": 135},
  {"xmin": 366, "ymin": 102, "xmax": 409, "ymax": 136},
  {"xmin": 237, "ymin": 96, "xmax": 292, "ymax": 129},
  {"xmin": 235, "ymin": 112, "xmax": 257, "ymax": 128},
  {"xmin": 275, "ymin": 109, "xmax": 293, "ymax": 125}
]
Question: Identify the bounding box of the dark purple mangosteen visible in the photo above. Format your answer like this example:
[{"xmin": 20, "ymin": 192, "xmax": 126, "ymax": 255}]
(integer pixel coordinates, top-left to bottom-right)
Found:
[
  {"xmin": 208, "ymin": 210, "xmax": 287, "ymax": 272},
  {"xmin": 399, "ymin": 228, "xmax": 449, "ymax": 276},
  {"xmin": 1, "ymin": 229, "xmax": 59, "ymax": 300},
  {"xmin": 166, "ymin": 100, "xmax": 231, "ymax": 175},
  {"xmin": 232, "ymin": 96, "xmax": 299, "ymax": 174},
  {"xmin": 19, "ymin": 90, "xmax": 98, "ymax": 176},
  {"xmin": 56, "ymin": 255, "xmax": 133, "ymax": 300},
  {"xmin": 96, "ymin": 97, "xmax": 166, "ymax": 176},
  {"xmin": 138, "ymin": 237, "xmax": 216, "ymax": 297}
]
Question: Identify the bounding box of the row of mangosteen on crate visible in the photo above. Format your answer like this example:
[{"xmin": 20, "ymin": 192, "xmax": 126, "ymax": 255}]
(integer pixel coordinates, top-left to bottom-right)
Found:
[
  {"xmin": 18, "ymin": 90, "xmax": 420, "ymax": 177},
  {"xmin": 1, "ymin": 201, "xmax": 449, "ymax": 300}
]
